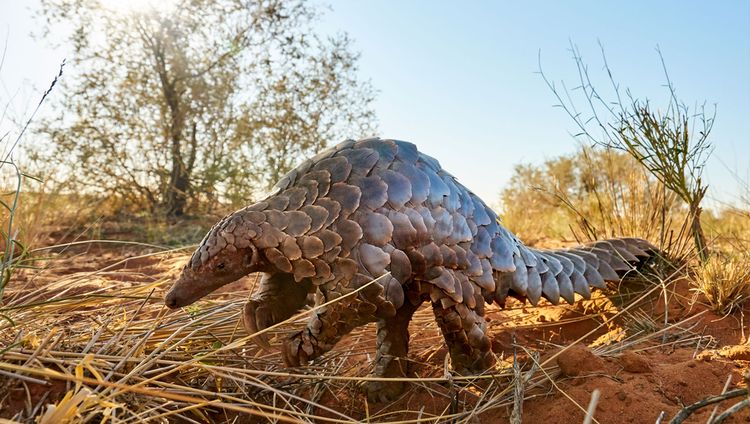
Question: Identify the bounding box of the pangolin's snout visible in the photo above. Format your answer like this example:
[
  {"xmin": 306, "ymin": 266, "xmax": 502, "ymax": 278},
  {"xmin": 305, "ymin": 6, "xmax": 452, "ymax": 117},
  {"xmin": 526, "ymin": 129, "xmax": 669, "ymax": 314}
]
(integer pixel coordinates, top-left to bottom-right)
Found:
[
  {"xmin": 164, "ymin": 290, "xmax": 179, "ymax": 309},
  {"xmin": 163, "ymin": 273, "xmax": 207, "ymax": 309}
]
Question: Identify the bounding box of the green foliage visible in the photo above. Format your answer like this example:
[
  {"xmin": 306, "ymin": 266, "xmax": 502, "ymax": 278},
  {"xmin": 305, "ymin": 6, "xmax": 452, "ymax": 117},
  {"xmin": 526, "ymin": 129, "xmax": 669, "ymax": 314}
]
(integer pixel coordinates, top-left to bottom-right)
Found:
[
  {"xmin": 34, "ymin": 0, "xmax": 377, "ymax": 218},
  {"xmin": 0, "ymin": 163, "xmax": 27, "ymax": 299},
  {"xmin": 97, "ymin": 215, "xmax": 214, "ymax": 247}
]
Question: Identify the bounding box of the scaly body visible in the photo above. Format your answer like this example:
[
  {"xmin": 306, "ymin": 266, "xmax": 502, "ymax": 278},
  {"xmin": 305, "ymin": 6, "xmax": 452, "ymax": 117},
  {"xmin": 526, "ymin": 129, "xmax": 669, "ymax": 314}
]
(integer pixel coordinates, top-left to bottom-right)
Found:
[{"xmin": 165, "ymin": 138, "xmax": 656, "ymax": 401}]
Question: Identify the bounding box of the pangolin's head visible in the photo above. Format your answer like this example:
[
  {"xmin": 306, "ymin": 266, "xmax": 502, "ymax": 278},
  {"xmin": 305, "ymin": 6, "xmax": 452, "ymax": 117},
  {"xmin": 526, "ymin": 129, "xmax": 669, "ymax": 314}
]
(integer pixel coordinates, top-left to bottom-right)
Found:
[{"xmin": 165, "ymin": 214, "xmax": 261, "ymax": 309}]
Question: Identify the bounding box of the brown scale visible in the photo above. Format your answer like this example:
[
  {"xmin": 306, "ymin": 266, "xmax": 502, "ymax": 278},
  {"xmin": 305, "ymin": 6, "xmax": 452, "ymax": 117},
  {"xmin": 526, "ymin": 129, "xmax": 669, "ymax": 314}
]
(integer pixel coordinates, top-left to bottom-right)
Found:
[
  {"xmin": 300, "ymin": 170, "xmax": 332, "ymax": 197},
  {"xmin": 283, "ymin": 187, "xmax": 307, "ymax": 211},
  {"xmin": 313, "ymin": 197, "xmax": 341, "ymax": 228},
  {"xmin": 164, "ymin": 137, "xmax": 660, "ymax": 402}
]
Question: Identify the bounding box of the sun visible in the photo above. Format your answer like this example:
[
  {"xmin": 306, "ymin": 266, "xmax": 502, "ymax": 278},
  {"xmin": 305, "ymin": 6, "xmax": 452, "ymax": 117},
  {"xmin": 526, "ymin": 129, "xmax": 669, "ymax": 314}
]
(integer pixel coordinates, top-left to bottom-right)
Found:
[{"xmin": 98, "ymin": 0, "xmax": 177, "ymax": 14}]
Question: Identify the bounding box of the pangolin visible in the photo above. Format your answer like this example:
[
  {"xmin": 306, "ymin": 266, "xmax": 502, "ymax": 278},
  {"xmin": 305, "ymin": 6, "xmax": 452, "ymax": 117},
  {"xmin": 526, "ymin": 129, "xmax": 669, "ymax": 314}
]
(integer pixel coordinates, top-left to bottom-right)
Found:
[{"xmin": 164, "ymin": 137, "xmax": 657, "ymax": 401}]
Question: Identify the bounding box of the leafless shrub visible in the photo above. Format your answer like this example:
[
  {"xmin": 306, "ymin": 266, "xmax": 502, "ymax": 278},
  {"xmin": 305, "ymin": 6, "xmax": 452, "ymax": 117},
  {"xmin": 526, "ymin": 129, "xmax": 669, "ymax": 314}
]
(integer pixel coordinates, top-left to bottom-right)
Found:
[{"xmin": 539, "ymin": 42, "xmax": 714, "ymax": 262}]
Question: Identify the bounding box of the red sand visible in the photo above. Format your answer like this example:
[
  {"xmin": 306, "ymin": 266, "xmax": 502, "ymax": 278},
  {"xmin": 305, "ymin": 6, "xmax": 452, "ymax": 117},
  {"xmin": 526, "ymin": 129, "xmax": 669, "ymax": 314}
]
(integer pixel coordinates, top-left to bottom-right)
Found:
[{"xmin": 3, "ymin": 244, "xmax": 749, "ymax": 423}]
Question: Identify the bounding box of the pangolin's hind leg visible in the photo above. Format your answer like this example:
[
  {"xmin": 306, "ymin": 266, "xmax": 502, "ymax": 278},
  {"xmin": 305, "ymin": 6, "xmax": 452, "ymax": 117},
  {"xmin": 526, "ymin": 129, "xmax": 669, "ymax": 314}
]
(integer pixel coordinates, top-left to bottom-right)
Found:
[
  {"xmin": 432, "ymin": 300, "xmax": 494, "ymax": 374},
  {"xmin": 367, "ymin": 298, "xmax": 423, "ymax": 402}
]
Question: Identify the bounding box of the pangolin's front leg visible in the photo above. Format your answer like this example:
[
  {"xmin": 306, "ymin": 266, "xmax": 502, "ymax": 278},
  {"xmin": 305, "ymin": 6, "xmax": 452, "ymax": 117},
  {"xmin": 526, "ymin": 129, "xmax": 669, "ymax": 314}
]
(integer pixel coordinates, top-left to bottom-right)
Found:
[
  {"xmin": 242, "ymin": 272, "xmax": 311, "ymax": 347},
  {"xmin": 282, "ymin": 287, "xmax": 377, "ymax": 366},
  {"xmin": 367, "ymin": 297, "xmax": 423, "ymax": 402}
]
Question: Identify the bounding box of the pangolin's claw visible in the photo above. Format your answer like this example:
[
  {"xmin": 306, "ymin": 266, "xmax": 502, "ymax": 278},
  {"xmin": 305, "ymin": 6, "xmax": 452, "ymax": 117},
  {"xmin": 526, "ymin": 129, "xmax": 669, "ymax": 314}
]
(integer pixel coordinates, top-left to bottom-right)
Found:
[
  {"xmin": 366, "ymin": 380, "xmax": 406, "ymax": 403},
  {"xmin": 243, "ymin": 300, "xmax": 271, "ymax": 349},
  {"xmin": 282, "ymin": 331, "xmax": 306, "ymax": 367}
]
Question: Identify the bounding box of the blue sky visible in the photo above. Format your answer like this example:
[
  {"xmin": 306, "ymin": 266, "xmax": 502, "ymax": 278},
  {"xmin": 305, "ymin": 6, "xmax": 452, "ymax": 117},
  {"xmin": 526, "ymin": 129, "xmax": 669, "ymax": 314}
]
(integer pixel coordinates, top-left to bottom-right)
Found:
[{"xmin": 2, "ymin": 0, "xmax": 749, "ymax": 209}]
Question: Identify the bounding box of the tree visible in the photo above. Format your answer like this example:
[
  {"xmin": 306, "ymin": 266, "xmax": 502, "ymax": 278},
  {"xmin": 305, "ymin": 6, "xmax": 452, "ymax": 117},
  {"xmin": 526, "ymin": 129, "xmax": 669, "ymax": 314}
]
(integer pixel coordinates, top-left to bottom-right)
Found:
[{"xmin": 35, "ymin": 0, "xmax": 376, "ymax": 218}]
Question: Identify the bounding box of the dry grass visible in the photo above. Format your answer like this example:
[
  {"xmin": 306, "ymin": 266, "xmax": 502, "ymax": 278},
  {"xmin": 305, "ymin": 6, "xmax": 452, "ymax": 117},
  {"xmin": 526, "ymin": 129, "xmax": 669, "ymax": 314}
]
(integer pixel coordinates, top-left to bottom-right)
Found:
[
  {"xmin": 0, "ymin": 242, "xmax": 712, "ymax": 423},
  {"xmin": 693, "ymin": 253, "xmax": 750, "ymax": 315},
  {"xmin": 0, "ymin": 248, "xmax": 498, "ymax": 423},
  {"xmin": 500, "ymin": 146, "xmax": 697, "ymax": 271}
]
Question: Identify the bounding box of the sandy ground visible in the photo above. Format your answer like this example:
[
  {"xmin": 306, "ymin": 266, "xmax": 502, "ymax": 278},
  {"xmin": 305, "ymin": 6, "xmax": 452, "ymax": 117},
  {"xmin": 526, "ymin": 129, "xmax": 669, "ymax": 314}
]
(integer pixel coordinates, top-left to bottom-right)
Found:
[{"xmin": 2, "ymin": 241, "xmax": 749, "ymax": 423}]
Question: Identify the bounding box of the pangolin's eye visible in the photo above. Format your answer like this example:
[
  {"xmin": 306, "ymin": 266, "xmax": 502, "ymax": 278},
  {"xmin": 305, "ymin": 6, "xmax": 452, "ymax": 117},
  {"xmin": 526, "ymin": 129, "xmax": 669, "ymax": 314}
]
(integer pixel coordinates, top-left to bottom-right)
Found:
[{"xmin": 217, "ymin": 263, "xmax": 225, "ymax": 270}]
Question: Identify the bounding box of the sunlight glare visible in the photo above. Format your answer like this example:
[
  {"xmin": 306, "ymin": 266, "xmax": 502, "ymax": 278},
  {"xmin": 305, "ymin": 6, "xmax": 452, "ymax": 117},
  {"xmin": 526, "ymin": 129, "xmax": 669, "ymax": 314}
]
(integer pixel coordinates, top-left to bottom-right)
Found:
[{"xmin": 98, "ymin": 0, "xmax": 178, "ymax": 14}]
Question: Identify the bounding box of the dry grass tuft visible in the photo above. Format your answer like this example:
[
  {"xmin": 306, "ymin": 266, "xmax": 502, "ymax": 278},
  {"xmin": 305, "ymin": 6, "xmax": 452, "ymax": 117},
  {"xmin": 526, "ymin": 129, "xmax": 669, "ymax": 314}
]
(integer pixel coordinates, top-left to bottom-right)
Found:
[{"xmin": 693, "ymin": 253, "xmax": 750, "ymax": 315}]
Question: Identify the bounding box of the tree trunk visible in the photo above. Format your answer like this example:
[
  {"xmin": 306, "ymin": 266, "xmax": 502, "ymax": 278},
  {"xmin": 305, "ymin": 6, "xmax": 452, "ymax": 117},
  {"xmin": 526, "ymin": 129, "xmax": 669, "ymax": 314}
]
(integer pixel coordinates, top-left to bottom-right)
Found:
[
  {"xmin": 166, "ymin": 141, "xmax": 190, "ymax": 218},
  {"xmin": 161, "ymin": 76, "xmax": 189, "ymax": 218},
  {"xmin": 150, "ymin": 36, "xmax": 192, "ymax": 220},
  {"xmin": 165, "ymin": 109, "xmax": 189, "ymax": 218}
]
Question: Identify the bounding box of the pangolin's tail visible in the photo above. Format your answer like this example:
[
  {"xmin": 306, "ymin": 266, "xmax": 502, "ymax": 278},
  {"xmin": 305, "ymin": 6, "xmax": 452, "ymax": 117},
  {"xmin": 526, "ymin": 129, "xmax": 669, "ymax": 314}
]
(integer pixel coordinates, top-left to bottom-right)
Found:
[{"xmin": 493, "ymin": 238, "xmax": 658, "ymax": 306}]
